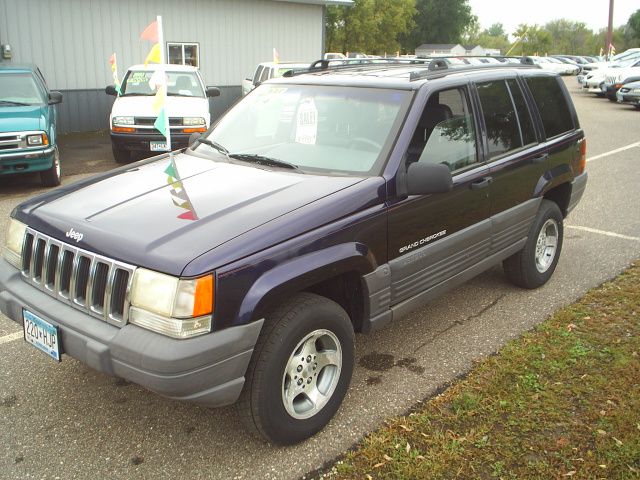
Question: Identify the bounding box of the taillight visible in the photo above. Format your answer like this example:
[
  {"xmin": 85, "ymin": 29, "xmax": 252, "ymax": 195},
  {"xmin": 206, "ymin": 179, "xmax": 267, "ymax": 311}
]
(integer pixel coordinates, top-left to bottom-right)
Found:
[{"xmin": 578, "ymin": 139, "xmax": 587, "ymax": 174}]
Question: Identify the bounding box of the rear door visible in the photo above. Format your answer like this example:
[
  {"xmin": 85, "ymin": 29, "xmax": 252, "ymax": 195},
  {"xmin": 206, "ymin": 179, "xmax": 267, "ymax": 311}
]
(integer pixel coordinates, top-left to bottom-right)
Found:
[{"xmin": 474, "ymin": 77, "xmax": 548, "ymax": 254}]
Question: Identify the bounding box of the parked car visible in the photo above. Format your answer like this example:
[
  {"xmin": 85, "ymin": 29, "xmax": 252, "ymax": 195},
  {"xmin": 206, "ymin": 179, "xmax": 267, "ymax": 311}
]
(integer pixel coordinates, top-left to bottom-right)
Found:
[
  {"xmin": 602, "ymin": 59, "xmax": 640, "ymax": 101},
  {"xmin": 522, "ymin": 56, "xmax": 579, "ymax": 75},
  {"xmin": 1, "ymin": 59, "xmax": 587, "ymax": 445},
  {"xmin": 616, "ymin": 80, "xmax": 640, "ymax": 109},
  {"xmin": 242, "ymin": 61, "xmax": 310, "ymax": 96},
  {"xmin": 105, "ymin": 64, "xmax": 220, "ymax": 163},
  {"xmin": 0, "ymin": 63, "xmax": 62, "ymax": 186},
  {"xmin": 323, "ymin": 52, "xmax": 346, "ymax": 60}
]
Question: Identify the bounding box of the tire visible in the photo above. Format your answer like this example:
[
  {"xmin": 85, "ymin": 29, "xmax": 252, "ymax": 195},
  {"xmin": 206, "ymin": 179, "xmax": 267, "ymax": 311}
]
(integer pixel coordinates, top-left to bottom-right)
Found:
[
  {"xmin": 607, "ymin": 95, "xmax": 617, "ymax": 102},
  {"xmin": 503, "ymin": 199, "xmax": 563, "ymax": 289},
  {"xmin": 237, "ymin": 292, "xmax": 354, "ymax": 445},
  {"xmin": 40, "ymin": 147, "xmax": 61, "ymax": 187},
  {"xmin": 112, "ymin": 144, "xmax": 130, "ymax": 163}
]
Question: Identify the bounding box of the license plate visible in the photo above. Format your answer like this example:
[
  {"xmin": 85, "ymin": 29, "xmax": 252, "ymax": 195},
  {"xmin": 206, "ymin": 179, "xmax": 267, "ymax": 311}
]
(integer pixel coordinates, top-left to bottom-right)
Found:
[
  {"xmin": 23, "ymin": 309, "xmax": 60, "ymax": 362},
  {"xmin": 150, "ymin": 141, "xmax": 169, "ymax": 152}
]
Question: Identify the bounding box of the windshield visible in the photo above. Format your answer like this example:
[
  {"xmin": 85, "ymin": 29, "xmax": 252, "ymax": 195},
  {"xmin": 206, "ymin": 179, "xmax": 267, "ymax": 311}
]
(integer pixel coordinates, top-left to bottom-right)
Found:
[
  {"xmin": 0, "ymin": 73, "xmax": 45, "ymax": 105},
  {"xmin": 120, "ymin": 70, "xmax": 204, "ymax": 97},
  {"xmin": 200, "ymin": 84, "xmax": 412, "ymax": 175}
]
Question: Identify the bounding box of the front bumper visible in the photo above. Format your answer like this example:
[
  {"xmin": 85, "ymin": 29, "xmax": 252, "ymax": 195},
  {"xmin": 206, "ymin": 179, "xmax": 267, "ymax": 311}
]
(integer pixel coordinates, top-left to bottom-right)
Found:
[
  {"xmin": 110, "ymin": 131, "xmax": 191, "ymax": 153},
  {"xmin": 617, "ymin": 91, "xmax": 640, "ymax": 105},
  {"xmin": 0, "ymin": 259, "xmax": 263, "ymax": 407},
  {"xmin": 0, "ymin": 146, "xmax": 55, "ymax": 176}
]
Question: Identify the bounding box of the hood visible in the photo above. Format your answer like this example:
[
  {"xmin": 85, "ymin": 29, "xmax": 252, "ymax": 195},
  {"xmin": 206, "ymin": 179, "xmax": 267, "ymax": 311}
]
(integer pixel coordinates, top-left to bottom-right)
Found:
[
  {"xmin": 0, "ymin": 105, "xmax": 47, "ymax": 132},
  {"xmin": 16, "ymin": 152, "xmax": 366, "ymax": 275},
  {"xmin": 111, "ymin": 95, "xmax": 209, "ymax": 119}
]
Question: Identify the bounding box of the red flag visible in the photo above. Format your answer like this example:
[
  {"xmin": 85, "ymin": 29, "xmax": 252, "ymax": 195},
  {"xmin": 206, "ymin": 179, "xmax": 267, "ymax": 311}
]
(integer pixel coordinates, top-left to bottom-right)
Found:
[
  {"xmin": 109, "ymin": 53, "xmax": 116, "ymax": 65},
  {"xmin": 140, "ymin": 20, "xmax": 159, "ymax": 42}
]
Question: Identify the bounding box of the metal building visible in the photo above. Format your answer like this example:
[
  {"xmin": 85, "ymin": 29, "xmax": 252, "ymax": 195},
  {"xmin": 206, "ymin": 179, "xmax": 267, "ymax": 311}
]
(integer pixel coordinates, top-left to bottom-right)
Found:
[{"xmin": 0, "ymin": 0, "xmax": 351, "ymax": 133}]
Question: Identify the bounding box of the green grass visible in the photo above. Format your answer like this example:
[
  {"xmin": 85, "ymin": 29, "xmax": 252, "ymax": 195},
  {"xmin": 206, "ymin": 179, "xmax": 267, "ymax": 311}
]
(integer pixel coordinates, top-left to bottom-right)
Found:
[{"xmin": 324, "ymin": 261, "xmax": 640, "ymax": 479}]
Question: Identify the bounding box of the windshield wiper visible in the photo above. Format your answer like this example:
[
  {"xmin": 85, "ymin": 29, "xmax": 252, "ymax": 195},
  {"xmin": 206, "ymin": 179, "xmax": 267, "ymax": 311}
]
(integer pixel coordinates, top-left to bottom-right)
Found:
[
  {"xmin": 119, "ymin": 93, "xmax": 152, "ymax": 97},
  {"xmin": 195, "ymin": 137, "xmax": 229, "ymax": 156},
  {"xmin": 0, "ymin": 100, "xmax": 31, "ymax": 106},
  {"xmin": 167, "ymin": 93, "xmax": 196, "ymax": 97},
  {"xmin": 228, "ymin": 153, "xmax": 299, "ymax": 170}
]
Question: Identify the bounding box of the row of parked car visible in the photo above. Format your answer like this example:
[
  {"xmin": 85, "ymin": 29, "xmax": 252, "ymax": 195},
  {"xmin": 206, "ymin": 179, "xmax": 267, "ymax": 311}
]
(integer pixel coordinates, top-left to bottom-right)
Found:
[{"xmin": 577, "ymin": 48, "xmax": 640, "ymax": 109}]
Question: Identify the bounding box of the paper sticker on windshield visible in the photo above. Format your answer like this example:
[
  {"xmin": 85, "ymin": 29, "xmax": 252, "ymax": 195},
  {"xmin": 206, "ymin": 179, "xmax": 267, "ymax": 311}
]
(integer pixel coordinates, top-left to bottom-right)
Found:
[
  {"xmin": 129, "ymin": 71, "xmax": 151, "ymax": 85},
  {"xmin": 295, "ymin": 98, "xmax": 318, "ymax": 145}
]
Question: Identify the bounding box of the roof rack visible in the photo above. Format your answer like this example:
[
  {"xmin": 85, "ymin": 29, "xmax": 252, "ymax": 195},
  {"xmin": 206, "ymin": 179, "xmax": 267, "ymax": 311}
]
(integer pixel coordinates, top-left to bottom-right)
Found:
[{"xmin": 281, "ymin": 55, "xmax": 540, "ymax": 81}]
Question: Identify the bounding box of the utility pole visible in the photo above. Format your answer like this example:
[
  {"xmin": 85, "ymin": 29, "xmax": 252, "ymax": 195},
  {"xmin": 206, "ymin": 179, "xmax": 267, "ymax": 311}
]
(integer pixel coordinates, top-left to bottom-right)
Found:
[{"xmin": 605, "ymin": 0, "xmax": 614, "ymax": 59}]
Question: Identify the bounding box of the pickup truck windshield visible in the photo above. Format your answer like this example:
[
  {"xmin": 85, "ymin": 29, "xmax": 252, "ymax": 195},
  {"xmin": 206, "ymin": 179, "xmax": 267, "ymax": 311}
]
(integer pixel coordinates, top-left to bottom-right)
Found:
[
  {"xmin": 120, "ymin": 70, "xmax": 204, "ymax": 97},
  {"xmin": 203, "ymin": 84, "xmax": 412, "ymax": 175},
  {"xmin": 0, "ymin": 73, "xmax": 45, "ymax": 105}
]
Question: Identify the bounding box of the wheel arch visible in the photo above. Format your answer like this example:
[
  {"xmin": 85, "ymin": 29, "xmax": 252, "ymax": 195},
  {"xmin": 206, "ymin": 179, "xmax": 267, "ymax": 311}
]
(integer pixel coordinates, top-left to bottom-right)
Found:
[{"xmin": 237, "ymin": 243, "xmax": 375, "ymax": 331}]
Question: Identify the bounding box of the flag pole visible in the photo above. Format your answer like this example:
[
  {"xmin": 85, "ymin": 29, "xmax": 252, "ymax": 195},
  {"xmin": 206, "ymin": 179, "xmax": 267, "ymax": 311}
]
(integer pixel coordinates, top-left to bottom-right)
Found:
[{"xmin": 156, "ymin": 15, "xmax": 171, "ymax": 151}]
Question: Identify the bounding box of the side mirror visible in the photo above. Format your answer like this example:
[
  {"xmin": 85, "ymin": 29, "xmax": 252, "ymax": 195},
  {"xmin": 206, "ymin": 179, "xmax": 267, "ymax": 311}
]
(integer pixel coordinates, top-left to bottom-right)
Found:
[
  {"xmin": 188, "ymin": 132, "xmax": 202, "ymax": 148},
  {"xmin": 105, "ymin": 85, "xmax": 118, "ymax": 96},
  {"xmin": 406, "ymin": 162, "xmax": 453, "ymax": 195},
  {"xmin": 48, "ymin": 91, "xmax": 63, "ymax": 105},
  {"xmin": 206, "ymin": 86, "xmax": 221, "ymax": 98}
]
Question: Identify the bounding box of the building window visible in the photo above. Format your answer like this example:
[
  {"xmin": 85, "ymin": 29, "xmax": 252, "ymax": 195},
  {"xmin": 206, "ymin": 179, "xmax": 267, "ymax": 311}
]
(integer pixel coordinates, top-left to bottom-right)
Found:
[{"xmin": 167, "ymin": 43, "xmax": 199, "ymax": 68}]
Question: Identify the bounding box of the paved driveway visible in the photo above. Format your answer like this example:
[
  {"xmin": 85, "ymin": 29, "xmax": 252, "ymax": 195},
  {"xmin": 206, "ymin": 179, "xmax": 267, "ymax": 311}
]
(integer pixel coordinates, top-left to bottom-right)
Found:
[{"xmin": 1, "ymin": 79, "xmax": 639, "ymax": 480}]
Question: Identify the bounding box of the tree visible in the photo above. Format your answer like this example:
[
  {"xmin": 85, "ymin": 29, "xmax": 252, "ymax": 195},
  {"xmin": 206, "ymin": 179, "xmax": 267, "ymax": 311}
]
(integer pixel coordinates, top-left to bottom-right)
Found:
[
  {"xmin": 467, "ymin": 22, "xmax": 509, "ymax": 53},
  {"xmin": 511, "ymin": 24, "xmax": 552, "ymax": 55},
  {"xmin": 544, "ymin": 19, "xmax": 593, "ymax": 54},
  {"xmin": 325, "ymin": 0, "xmax": 416, "ymax": 55},
  {"xmin": 400, "ymin": 0, "xmax": 476, "ymax": 52},
  {"xmin": 626, "ymin": 9, "xmax": 640, "ymax": 44}
]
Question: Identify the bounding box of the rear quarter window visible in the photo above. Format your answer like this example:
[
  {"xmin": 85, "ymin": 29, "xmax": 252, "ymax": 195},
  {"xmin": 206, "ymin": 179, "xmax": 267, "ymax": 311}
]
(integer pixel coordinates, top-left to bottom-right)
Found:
[{"xmin": 525, "ymin": 76, "xmax": 574, "ymax": 139}]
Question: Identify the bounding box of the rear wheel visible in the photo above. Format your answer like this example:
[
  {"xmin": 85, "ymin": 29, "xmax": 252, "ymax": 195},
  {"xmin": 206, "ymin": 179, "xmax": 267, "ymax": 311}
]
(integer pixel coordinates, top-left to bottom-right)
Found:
[
  {"xmin": 112, "ymin": 144, "xmax": 130, "ymax": 163},
  {"xmin": 237, "ymin": 293, "xmax": 354, "ymax": 445},
  {"xmin": 503, "ymin": 199, "xmax": 563, "ymax": 289},
  {"xmin": 40, "ymin": 147, "xmax": 61, "ymax": 187}
]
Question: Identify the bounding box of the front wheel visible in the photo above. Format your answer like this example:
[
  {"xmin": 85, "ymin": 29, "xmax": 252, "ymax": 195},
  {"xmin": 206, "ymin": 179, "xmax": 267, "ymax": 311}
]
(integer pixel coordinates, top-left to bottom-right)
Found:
[
  {"xmin": 237, "ymin": 293, "xmax": 354, "ymax": 445},
  {"xmin": 503, "ymin": 199, "xmax": 564, "ymax": 289},
  {"xmin": 40, "ymin": 147, "xmax": 61, "ymax": 187},
  {"xmin": 112, "ymin": 144, "xmax": 131, "ymax": 163}
]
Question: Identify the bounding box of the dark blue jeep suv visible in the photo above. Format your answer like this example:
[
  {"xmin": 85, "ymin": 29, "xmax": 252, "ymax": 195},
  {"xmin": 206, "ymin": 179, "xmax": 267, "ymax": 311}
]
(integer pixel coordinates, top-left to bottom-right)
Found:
[{"xmin": 0, "ymin": 59, "xmax": 587, "ymax": 444}]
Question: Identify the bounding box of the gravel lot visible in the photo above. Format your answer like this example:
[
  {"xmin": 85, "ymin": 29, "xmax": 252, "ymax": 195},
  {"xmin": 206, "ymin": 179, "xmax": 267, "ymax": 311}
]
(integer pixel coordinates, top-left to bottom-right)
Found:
[{"xmin": 1, "ymin": 78, "xmax": 639, "ymax": 480}]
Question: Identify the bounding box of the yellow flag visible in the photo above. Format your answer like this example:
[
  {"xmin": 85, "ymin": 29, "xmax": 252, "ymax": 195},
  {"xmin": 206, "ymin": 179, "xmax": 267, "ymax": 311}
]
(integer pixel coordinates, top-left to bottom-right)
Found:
[
  {"xmin": 144, "ymin": 43, "xmax": 161, "ymax": 66},
  {"xmin": 152, "ymin": 84, "xmax": 166, "ymax": 114}
]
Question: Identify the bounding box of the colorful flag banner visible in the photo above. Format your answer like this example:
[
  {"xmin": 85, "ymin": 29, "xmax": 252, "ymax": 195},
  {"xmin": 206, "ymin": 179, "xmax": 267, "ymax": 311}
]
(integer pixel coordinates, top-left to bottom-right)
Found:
[
  {"xmin": 273, "ymin": 47, "xmax": 280, "ymax": 64},
  {"xmin": 144, "ymin": 43, "xmax": 161, "ymax": 66},
  {"xmin": 140, "ymin": 20, "xmax": 159, "ymax": 42},
  {"xmin": 164, "ymin": 157, "xmax": 199, "ymax": 221},
  {"xmin": 109, "ymin": 52, "xmax": 121, "ymax": 94}
]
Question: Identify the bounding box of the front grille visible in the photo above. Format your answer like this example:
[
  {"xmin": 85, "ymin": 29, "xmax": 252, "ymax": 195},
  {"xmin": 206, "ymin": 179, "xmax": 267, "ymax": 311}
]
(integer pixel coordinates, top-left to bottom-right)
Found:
[
  {"xmin": 21, "ymin": 228, "xmax": 136, "ymax": 326},
  {"xmin": 0, "ymin": 133, "xmax": 21, "ymax": 151},
  {"xmin": 134, "ymin": 117, "xmax": 183, "ymax": 126}
]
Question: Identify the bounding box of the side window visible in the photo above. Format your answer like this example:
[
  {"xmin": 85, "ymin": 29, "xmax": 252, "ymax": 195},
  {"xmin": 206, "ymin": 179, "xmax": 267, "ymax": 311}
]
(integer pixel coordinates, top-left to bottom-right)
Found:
[
  {"xmin": 259, "ymin": 67, "xmax": 270, "ymax": 83},
  {"xmin": 477, "ymin": 80, "xmax": 522, "ymax": 159},
  {"xmin": 408, "ymin": 87, "xmax": 478, "ymax": 172},
  {"xmin": 253, "ymin": 66, "xmax": 264, "ymax": 85},
  {"xmin": 506, "ymin": 79, "xmax": 537, "ymax": 146},
  {"xmin": 525, "ymin": 76, "xmax": 574, "ymax": 138}
]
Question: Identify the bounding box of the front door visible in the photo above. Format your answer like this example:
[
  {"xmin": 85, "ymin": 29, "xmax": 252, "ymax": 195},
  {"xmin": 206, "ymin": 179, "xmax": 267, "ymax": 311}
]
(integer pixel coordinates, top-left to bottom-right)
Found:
[{"xmin": 387, "ymin": 85, "xmax": 491, "ymax": 306}]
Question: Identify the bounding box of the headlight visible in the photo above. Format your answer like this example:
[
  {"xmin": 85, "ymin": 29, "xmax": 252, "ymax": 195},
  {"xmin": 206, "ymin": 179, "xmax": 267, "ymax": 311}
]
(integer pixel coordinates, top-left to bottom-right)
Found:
[
  {"xmin": 633, "ymin": 88, "xmax": 640, "ymax": 93},
  {"xmin": 26, "ymin": 133, "xmax": 48, "ymax": 146},
  {"xmin": 113, "ymin": 116, "xmax": 134, "ymax": 126},
  {"xmin": 183, "ymin": 117, "xmax": 205, "ymax": 126},
  {"xmin": 129, "ymin": 268, "xmax": 214, "ymax": 338},
  {"xmin": 3, "ymin": 218, "xmax": 27, "ymax": 269}
]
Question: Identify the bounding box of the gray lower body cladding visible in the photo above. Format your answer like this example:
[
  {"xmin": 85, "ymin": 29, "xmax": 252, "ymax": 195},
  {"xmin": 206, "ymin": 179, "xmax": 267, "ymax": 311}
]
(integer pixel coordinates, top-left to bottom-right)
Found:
[{"xmin": 0, "ymin": 259, "xmax": 263, "ymax": 407}]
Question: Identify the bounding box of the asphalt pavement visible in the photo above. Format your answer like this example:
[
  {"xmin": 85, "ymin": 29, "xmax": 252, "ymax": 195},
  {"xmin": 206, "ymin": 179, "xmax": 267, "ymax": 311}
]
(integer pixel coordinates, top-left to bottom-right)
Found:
[{"xmin": 1, "ymin": 79, "xmax": 639, "ymax": 480}]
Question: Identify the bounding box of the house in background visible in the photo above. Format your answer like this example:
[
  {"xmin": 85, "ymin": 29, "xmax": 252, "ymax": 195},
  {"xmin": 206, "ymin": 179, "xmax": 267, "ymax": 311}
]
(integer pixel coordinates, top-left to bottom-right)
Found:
[
  {"xmin": 0, "ymin": 0, "xmax": 352, "ymax": 134},
  {"xmin": 415, "ymin": 44, "xmax": 466, "ymax": 57}
]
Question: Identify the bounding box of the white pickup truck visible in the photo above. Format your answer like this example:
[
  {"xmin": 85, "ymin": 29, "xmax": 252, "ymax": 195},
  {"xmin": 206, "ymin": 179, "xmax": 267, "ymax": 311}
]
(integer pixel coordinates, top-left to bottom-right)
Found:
[{"xmin": 242, "ymin": 62, "xmax": 309, "ymax": 96}]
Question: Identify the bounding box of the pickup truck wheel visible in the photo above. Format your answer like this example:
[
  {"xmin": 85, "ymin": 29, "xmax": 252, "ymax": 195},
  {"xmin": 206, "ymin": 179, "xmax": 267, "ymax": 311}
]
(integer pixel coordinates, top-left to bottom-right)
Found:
[
  {"xmin": 503, "ymin": 199, "xmax": 563, "ymax": 289},
  {"xmin": 40, "ymin": 147, "xmax": 61, "ymax": 187},
  {"xmin": 238, "ymin": 293, "xmax": 354, "ymax": 445},
  {"xmin": 112, "ymin": 145, "xmax": 131, "ymax": 163}
]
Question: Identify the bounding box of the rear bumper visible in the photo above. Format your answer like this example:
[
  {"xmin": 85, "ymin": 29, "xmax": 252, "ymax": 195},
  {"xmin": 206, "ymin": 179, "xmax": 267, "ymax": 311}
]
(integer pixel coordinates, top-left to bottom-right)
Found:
[
  {"xmin": 0, "ymin": 146, "xmax": 55, "ymax": 176},
  {"xmin": 0, "ymin": 258, "xmax": 262, "ymax": 407},
  {"xmin": 110, "ymin": 132, "xmax": 191, "ymax": 152},
  {"xmin": 567, "ymin": 172, "xmax": 588, "ymax": 215}
]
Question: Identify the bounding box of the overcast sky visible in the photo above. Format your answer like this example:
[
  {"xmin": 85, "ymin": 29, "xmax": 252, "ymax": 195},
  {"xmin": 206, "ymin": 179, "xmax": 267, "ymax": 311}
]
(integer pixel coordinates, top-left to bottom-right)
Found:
[{"xmin": 468, "ymin": 0, "xmax": 638, "ymax": 36}]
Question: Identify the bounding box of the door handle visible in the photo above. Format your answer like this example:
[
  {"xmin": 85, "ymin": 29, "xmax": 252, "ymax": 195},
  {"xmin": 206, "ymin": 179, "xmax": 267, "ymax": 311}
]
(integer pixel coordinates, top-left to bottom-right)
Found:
[
  {"xmin": 532, "ymin": 153, "xmax": 549, "ymax": 164},
  {"xmin": 470, "ymin": 176, "xmax": 493, "ymax": 189}
]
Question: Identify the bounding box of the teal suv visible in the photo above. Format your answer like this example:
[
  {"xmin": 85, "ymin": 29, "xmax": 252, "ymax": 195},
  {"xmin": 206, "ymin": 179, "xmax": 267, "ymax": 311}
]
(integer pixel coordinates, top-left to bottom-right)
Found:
[{"xmin": 0, "ymin": 64, "xmax": 62, "ymax": 186}]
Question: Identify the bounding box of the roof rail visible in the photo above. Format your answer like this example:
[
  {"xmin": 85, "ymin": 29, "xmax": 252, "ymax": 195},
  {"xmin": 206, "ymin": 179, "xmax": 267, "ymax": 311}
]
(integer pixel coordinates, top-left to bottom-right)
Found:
[{"xmin": 282, "ymin": 57, "xmax": 431, "ymax": 77}]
